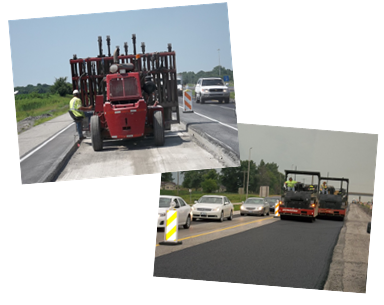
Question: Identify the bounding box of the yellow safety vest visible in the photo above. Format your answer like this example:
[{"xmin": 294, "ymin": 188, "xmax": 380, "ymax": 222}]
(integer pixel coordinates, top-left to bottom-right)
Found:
[
  {"xmin": 286, "ymin": 180, "xmax": 297, "ymax": 187},
  {"xmin": 69, "ymin": 97, "xmax": 83, "ymax": 118}
]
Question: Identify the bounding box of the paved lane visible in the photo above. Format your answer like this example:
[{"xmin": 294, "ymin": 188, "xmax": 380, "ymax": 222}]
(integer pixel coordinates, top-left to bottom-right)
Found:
[
  {"xmin": 154, "ymin": 218, "xmax": 343, "ymax": 289},
  {"xmin": 179, "ymin": 97, "xmax": 239, "ymax": 157}
]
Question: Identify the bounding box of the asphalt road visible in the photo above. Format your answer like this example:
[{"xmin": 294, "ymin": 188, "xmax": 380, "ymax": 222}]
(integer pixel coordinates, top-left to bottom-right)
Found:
[
  {"xmin": 179, "ymin": 96, "xmax": 239, "ymax": 158},
  {"xmin": 154, "ymin": 216, "xmax": 343, "ymax": 290},
  {"xmin": 18, "ymin": 115, "xmax": 78, "ymax": 184},
  {"xmin": 20, "ymin": 125, "xmax": 76, "ymax": 184},
  {"xmin": 18, "ymin": 97, "xmax": 240, "ymax": 183}
]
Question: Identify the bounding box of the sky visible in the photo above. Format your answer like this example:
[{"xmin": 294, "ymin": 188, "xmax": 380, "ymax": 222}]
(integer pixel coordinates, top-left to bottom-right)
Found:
[
  {"xmin": 238, "ymin": 124, "xmax": 377, "ymax": 201},
  {"xmin": 8, "ymin": 3, "xmax": 232, "ymax": 87}
]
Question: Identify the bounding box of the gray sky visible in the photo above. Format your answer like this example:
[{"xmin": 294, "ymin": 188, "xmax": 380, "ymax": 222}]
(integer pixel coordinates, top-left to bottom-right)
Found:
[{"xmin": 238, "ymin": 124, "xmax": 377, "ymax": 198}]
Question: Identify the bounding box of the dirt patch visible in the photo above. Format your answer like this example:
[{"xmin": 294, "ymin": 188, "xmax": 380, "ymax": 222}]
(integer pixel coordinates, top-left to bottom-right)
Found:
[{"xmin": 17, "ymin": 114, "xmax": 52, "ymax": 134}]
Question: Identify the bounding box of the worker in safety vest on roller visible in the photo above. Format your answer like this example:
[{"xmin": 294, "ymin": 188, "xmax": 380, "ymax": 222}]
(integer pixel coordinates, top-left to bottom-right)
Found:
[
  {"xmin": 284, "ymin": 177, "xmax": 298, "ymax": 191},
  {"xmin": 69, "ymin": 90, "xmax": 93, "ymax": 140},
  {"xmin": 320, "ymin": 181, "xmax": 328, "ymax": 194}
]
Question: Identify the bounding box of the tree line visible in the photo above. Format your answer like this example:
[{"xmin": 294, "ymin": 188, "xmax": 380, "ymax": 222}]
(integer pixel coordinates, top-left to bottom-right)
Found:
[
  {"xmin": 161, "ymin": 160, "xmax": 285, "ymax": 195},
  {"xmin": 15, "ymin": 77, "xmax": 73, "ymax": 98},
  {"xmin": 15, "ymin": 65, "xmax": 234, "ymax": 98},
  {"xmin": 179, "ymin": 66, "xmax": 233, "ymax": 85}
]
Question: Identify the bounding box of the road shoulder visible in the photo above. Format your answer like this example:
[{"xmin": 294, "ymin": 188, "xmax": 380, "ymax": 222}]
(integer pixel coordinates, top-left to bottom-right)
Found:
[{"xmin": 323, "ymin": 204, "xmax": 371, "ymax": 292}]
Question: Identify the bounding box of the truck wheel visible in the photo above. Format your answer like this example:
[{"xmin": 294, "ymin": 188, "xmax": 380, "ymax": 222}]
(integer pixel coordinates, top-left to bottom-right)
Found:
[
  {"xmin": 154, "ymin": 111, "xmax": 164, "ymax": 146},
  {"xmin": 91, "ymin": 115, "xmax": 103, "ymax": 151},
  {"xmin": 224, "ymin": 97, "xmax": 230, "ymax": 103}
]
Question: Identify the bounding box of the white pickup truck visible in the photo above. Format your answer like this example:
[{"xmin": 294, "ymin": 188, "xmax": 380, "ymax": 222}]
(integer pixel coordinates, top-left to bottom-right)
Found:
[{"xmin": 194, "ymin": 77, "xmax": 230, "ymax": 104}]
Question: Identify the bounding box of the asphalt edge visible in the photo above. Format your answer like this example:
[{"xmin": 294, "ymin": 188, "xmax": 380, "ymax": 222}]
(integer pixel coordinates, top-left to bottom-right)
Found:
[
  {"xmin": 37, "ymin": 139, "xmax": 79, "ymax": 183},
  {"xmin": 179, "ymin": 120, "xmax": 240, "ymax": 168}
]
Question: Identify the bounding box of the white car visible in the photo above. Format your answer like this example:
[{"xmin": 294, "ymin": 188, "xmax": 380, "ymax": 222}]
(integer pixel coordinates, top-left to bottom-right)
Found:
[
  {"xmin": 192, "ymin": 195, "xmax": 234, "ymax": 222},
  {"xmin": 194, "ymin": 77, "xmax": 230, "ymax": 104},
  {"xmin": 158, "ymin": 195, "xmax": 192, "ymax": 229},
  {"xmin": 240, "ymin": 197, "xmax": 270, "ymax": 216}
]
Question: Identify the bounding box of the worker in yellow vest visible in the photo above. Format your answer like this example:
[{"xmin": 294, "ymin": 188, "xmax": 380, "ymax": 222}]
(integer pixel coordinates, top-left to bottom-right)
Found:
[
  {"xmin": 320, "ymin": 181, "xmax": 328, "ymax": 194},
  {"xmin": 69, "ymin": 90, "xmax": 93, "ymax": 140},
  {"xmin": 284, "ymin": 177, "xmax": 298, "ymax": 191}
]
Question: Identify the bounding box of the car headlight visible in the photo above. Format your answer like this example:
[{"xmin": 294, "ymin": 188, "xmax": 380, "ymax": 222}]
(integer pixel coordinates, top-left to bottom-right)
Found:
[
  {"xmin": 158, "ymin": 213, "xmax": 166, "ymax": 217},
  {"xmin": 258, "ymin": 207, "xmax": 263, "ymax": 210},
  {"xmin": 201, "ymin": 89, "xmax": 209, "ymax": 93},
  {"xmin": 223, "ymin": 89, "xmax": 228, "ymax": 93},
  {"xmin": 213, "ymin": 207, "xmax": 221, "ymax": 212},
  {"xmin": 240, "ymin": 206, "xmax": 246, "ymax": 210}
]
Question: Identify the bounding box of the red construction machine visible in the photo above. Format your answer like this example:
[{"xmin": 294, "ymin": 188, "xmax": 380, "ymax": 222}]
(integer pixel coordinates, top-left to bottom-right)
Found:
[
  {"xmin": 280, "ymin": 170, "xmax": 321, "ymax": 222},
  {"xmin": 69, "ymin": 34, "xmax": 180, "ymax": 151},
  {"xmin": 318, "ymin": 177, "xmax": 349, "ymax": 220}
]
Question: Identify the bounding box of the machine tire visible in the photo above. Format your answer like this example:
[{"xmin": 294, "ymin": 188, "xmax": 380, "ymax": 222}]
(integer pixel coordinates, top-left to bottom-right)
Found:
[
  {"xmin": 154, "ymin": 111, "xmax": 164, "ymax": 146},
  {"xmin": 91, "ymin": 115, "xmax": 103, "ymax": 151},
  {"xmin": 224, "ymin": 97, "xmax": 230, "ymax": 103}
]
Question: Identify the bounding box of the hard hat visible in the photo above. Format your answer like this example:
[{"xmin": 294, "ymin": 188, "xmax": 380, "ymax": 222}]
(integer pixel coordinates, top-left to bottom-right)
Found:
[{"xmin": 73, "ymin": 89, "xmax": 79, "ymax": 95}]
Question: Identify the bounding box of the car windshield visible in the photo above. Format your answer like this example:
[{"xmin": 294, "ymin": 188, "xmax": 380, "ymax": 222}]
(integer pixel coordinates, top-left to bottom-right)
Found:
[
  {"xmin": 177, "ymin": 80, "xmax": 181, "ymax": 85},
  {"xmin": 245, "ymin": 198, "xmax": 264, "ymax": 204},
  {"xmin": 198, "ymin": 196, "xmax": 222, "ymax": 204},
  {"xmin": 265, "ymin": 198, "xmax": 277, "ymax": 203},
  {"xmin": 159, "ymin": 197, "xmax": 172, "ymax": 208},
  {"xmin": 202, "ymin": 79, "xmax": 224, "ymax": 86}
]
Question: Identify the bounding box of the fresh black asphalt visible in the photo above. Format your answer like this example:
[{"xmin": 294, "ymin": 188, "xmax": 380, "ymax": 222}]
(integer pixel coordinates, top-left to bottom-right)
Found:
[{"xmin": 153, "ymin": 218, "xmax": 343, "ymax": 290}]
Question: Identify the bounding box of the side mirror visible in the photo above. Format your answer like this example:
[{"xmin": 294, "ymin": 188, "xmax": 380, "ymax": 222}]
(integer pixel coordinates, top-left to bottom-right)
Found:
[
  {"xmin": 170, "ymin": 201, "xmax": 176, "ymax": 209},
  {"xmin": 225, "ymin": 202, "xmax": 229, "ymax": 205},
  {"xmin": 194, "ymin": 200, "xmax": 198, "ymax": 204}
]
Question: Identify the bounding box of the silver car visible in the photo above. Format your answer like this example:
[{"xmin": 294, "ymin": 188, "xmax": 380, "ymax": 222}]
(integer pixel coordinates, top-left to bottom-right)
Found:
[
  {"xmin": 240, "ymin": 197, "xmax": 270, "ymax": 216},
  {"xmin": 192, "ymin": 195, "xmax": 234, "ymax": 222}
]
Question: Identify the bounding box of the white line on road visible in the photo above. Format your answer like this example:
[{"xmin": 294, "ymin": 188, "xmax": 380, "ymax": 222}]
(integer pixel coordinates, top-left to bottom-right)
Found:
[
  {"xmin": 193, "ymin": 111, "xmax": 238, "ymax": 131},
  {"xmin": 179, "ymin": 102, "xmax": 238, "ymax": 131},
  {"xmin": 20, "ymin": 123, "xmax": 75, "ymax": 163}
]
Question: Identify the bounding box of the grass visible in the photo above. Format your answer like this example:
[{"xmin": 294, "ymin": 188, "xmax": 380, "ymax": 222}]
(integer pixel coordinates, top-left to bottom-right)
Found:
[{"xmin": 15, "ymin": 93, "xmax": 70, "ymax": 122}]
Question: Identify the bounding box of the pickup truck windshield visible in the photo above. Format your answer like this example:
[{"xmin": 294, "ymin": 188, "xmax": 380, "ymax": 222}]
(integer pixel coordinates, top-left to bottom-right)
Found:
[{"xmin": 202, "ymin": 79, "xmax": 224, "ymax": 86}]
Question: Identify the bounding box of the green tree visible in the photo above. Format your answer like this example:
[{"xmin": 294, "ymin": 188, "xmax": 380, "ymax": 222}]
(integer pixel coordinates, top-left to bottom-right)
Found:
[
  {"xmin": 182, "ymin": 170, "xmax": 206, "ymax": 190},
  {"xmin": 220, "ymin": 166, "xmax": 242, "ymax": 193},
  {"xmin": 51, "ymin": 77, "xmax": 72, "ymax": 96},
  {"xmin": 161, "ymin": 172, "xmax": 174, "ymax": 182},
  {"xmin": 201, "ymin": 179, "xmax": 218, "ymax": 193}
]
